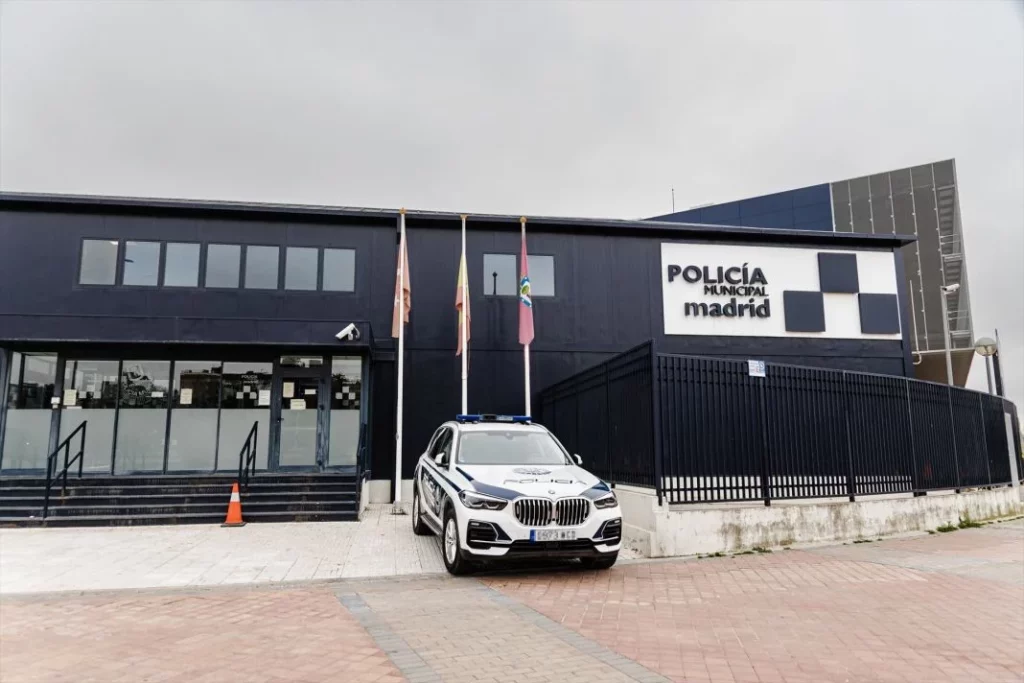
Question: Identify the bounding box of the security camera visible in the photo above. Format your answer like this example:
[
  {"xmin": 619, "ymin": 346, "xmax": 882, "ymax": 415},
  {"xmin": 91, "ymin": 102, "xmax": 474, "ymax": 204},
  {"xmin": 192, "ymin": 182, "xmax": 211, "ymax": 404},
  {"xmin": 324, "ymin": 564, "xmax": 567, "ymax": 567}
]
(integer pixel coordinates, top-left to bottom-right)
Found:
[
  {"xmin": 335, "ymin": 323, "xmax": 360, "ymax": 341},
  {"xmin": 940, "ymin": 284, "xmax": 960, "ymax": 294}
]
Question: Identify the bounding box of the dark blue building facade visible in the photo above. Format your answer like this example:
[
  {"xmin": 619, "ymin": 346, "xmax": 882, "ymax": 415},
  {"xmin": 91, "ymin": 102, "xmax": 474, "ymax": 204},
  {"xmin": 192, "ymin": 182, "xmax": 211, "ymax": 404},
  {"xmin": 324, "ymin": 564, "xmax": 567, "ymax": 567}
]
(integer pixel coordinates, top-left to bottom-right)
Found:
[
  {"xmin": 0, "ymin": 194, "xmax": 914, "ymax": 495},
  {"xmin": 651, "ymin": 184, "xmax": 834, "ymax": 232}
]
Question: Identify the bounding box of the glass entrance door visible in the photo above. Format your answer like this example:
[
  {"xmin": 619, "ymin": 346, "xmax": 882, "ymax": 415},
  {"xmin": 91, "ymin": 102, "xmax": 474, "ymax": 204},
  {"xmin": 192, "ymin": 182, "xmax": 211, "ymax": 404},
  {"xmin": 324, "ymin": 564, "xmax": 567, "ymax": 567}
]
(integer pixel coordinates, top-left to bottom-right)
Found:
[{"xmin": 278, "ymin": 373, "xmax": 321, "ymax": 469}]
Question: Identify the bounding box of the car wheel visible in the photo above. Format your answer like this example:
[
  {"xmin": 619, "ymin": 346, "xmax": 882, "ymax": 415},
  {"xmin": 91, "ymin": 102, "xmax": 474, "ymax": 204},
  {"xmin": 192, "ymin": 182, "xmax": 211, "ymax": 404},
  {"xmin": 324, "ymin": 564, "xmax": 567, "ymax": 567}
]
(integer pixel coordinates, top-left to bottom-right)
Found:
[
  {"xmin": 412, "ymin": 489, "xmax": 431, "ymax": 536},
  {"xmin": 442, "ymin": 507, "xmax": 471, "ymax": 575},
  {"xmin": 580, "ymin": 553, "xmax": 618, "ymax": 570}
]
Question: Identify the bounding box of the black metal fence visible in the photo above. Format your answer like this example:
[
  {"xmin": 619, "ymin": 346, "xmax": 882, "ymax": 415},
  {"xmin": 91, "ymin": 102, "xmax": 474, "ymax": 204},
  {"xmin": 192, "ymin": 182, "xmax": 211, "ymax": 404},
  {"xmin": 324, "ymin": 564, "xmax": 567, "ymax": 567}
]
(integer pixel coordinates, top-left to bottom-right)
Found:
[
  {"xmin": 538, "ymin": 343, "xmax": 1022, "ymax": 505},
  {"xmin": 539, "ymin": 343, "xmax": 657, "ymax": 489}
]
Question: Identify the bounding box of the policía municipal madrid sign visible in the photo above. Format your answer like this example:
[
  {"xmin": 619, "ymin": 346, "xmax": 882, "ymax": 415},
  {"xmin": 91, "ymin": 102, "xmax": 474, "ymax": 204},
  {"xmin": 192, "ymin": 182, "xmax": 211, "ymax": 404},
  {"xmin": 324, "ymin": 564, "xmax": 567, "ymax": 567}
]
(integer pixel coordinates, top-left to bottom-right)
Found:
[
  {"xmin": 660, "ymin": 242, "xmax": 902, "ymax": 339},
  {"xmin": 665, "ymin": 263, "xmax": 771, "ymax": 319}
]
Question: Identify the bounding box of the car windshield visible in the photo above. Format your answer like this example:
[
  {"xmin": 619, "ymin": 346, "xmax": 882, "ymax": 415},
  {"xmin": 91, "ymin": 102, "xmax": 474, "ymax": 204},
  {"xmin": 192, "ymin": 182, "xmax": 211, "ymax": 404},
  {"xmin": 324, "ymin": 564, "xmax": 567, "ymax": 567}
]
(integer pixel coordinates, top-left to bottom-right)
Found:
[{"xmin": 457, "ymin": 430, "xmax": 571, "ymax": 466}]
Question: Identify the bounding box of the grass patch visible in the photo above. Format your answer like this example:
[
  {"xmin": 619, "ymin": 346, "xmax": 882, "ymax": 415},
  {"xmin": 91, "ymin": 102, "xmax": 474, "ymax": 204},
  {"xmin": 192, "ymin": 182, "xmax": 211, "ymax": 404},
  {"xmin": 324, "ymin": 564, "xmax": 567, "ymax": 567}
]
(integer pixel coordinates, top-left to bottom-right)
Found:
[
  {"xmin": 735, "ymin": 550, "xmax": 754, "ymax": 556},
  {"xmin": 958, "ymin": 513, "xmax": 983, "ymax": 529},
  {"xmin": 853, "ymin": 539, "xmax": 873, "ymax": 544},
  {"xmin": 936, "ymin": 523, "xmax": 958, "ymax": 533},
  {"xmin": 752, "ymin": 546, "xmax": 772, "ymax": 554},
  {"xmin": 927, "ymin": 530, "xmax": 936, "ymax": 535}
]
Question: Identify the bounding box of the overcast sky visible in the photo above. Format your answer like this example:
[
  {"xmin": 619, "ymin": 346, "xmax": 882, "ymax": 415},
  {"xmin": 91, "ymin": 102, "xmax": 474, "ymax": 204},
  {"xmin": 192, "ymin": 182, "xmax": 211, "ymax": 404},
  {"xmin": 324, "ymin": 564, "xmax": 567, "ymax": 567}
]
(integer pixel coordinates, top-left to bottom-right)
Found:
[{"xmin": 1, "ymin": 0, "xmax": 1022, "ymax": 407}]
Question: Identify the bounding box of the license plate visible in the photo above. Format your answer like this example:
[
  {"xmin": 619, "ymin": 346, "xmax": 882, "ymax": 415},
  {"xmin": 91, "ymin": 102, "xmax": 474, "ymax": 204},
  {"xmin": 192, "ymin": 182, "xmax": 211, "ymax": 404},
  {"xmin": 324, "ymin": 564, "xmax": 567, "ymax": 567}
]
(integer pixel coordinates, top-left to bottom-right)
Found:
[{"xmin": 532, "ymin": 529, "xmax": 576, "ymax": 542}]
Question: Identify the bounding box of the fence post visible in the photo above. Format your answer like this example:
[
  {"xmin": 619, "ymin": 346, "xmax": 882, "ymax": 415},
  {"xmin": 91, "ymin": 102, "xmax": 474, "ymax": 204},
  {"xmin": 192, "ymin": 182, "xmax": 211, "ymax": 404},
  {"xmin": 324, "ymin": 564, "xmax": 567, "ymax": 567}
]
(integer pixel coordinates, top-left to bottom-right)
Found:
[
  {"xmin": 978, "ymin": 393, "xmax": 992, "ymax": 487},
  {"xmin": 947, "ymin": 386, "xmax": 961, "ymax": 493},
  {"xmin": 842, "ymin": 373, "xmax": 856, "ymax": 502},
  {"xmin": 905, "ymin": 379, "xmax": 924, "ymax": 496},
  {"xmin": 758, "ymin": 375, "xmax": 772, "ymax": 507},
  {"xmin": 649, "ymin": 347, "xmax": 664, "ymax": 505}
]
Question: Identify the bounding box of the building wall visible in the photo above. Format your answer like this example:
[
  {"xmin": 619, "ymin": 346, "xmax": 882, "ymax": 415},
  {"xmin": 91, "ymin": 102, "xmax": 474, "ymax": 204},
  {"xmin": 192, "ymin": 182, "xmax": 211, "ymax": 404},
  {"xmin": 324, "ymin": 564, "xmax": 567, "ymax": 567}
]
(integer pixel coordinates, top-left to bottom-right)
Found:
[
  {"xmin": 651, "ymin": 160, "xmax": 974, "ymax": 384},
  {"xmin": 1, "ymin": 200, "xmax": 912, "ymax": 483}
]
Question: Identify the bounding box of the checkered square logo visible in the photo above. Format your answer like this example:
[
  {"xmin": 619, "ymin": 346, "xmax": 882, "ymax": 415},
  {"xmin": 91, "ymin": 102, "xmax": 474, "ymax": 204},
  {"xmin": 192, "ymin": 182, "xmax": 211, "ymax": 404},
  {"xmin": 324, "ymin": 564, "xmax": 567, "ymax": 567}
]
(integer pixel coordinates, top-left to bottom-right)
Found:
[{"xmin": 783, "ymin": 252, "xmax": 900, "ymax": 335}]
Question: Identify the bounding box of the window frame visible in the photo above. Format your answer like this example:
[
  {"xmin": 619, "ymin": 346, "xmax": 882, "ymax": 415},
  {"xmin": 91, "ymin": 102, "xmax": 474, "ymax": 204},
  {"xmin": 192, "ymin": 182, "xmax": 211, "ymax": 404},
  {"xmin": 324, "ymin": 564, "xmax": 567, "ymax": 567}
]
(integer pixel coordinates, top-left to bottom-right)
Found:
[
  {"xmin": 525, "ymin": 253, "xmax": 556, "ymax": 298},
  {"xmin": 242, "ymin": 244, "xmax": 283, "ymax": 291},
  {"xmin": 283, "ymin": 246, "xmax": 321, "ymax": 292},
  {"xmin": 204, "ymin": 243, "xmax": 243, "ymax": 290},
  {"xmin": 161, "ymin": 241, "xmax": 202, "ymax": 288},
  {"xmin": 77, "ymin": 238, "xmax": 121, "ymax": 287},
  {"xmin": 120, "ymin": 240, "xmax": 164, "ymax": 288},
  {"xmin": 482, "ymin": 253, "xmax": 518, "ymax": 298},
  {"xmin": 321, "ymin": 247, "xmax": 358, "ymax": 293}
]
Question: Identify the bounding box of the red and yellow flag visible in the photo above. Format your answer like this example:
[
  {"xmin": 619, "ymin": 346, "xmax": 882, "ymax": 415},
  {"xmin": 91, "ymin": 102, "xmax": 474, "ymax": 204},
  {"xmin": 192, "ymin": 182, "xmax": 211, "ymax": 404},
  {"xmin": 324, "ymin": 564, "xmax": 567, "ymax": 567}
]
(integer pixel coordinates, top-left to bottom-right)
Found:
[{"xmin": 455, "ymin": 252, "xmax": 470, "ymax": 356}]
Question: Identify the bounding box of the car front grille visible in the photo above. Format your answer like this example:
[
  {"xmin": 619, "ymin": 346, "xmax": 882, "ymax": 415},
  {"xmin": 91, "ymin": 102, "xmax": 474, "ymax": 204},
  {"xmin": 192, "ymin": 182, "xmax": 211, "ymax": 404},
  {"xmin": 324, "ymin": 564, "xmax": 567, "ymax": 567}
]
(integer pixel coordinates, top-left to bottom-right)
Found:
[
  {"xmin": 555, "ymin": 498, "xmax": 590, "ymax": 526},
  {"xmin": 514, "ymin": 498, "xmax": 553, "ymax": 527},
  {"xmin": 513, "ymin": 497, "xmax": 590, "ymax": 527}
]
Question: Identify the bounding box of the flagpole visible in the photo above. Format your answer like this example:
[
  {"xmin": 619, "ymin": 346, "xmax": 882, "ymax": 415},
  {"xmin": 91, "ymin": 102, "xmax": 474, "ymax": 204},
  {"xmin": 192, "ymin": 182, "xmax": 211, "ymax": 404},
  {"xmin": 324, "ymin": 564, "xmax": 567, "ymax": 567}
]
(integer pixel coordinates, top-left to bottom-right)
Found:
[
  {"xmin": 521, "ymin": 217, "xmax": 531, "ymax": 418},
  {"xmin": 460, "ymin": 214, "xmax": 469, "ymax": 414},
  {"xmin": 395, "ymin": 209, "xmax": 406, "ymax": 507}
]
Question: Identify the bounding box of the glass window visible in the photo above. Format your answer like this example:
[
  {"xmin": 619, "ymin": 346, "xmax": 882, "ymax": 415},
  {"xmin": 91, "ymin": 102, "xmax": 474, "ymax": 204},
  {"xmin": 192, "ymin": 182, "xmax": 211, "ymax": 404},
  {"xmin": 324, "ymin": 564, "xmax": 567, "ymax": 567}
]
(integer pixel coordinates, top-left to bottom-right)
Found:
[
  {"xmin": 285, "ymin": 247, "xmax": 318, "ymax": 291},
  {"xmin": 206, "ymin": 244, "xmax": 241, "ymax": 288},
  {"xmin": 527, "ymin": 255, "xmax": 555, "ymax": 296},
  {"xmin": 60, "ymin": 360, "xmax": 118, "ymax": 474},
  {"xmin": 483, "ymin": 254, "xmax": 516, "ymax": 296},
  {"xmin": 323, "ymin": 248, "xmax": 356, "ymax": 292},
  {"xmin": 114, "ymin": 361, "xmax": 170, "ymax": 473},
  {"xmin": 1, "ymin": 353, "xmax": 57, "ymax": 471},
  {"xmin": 123, "ymin": 241, "xmax": 161, "ymax": 286},
  {"xmin": 167, "ymin": 361, "xmax": 222, "ymax": 472},
  {"xmin": 217, "ymin": 362, "xmax": 271, "ymax": 471},
  {"xmin": 245, "ymin": 246, "xmax": 279, "ymax": 289},
  {"xmin": 329, "ymin": 357, "xmax": 362, "ymax": 467},
  {"xmin": 457, "ymin": 430, "xmax": 571, "ymax": 466},
  {"xmin": 280, "ymin": 356, "xmax": 323, "ymax": 368},
  {"xmin": 79, "ymin": 240, "xmax": 118, "ymax": 285},
  {"xmin": 164, "ymin": 243, "xmax": 200, "ymax": 287}
]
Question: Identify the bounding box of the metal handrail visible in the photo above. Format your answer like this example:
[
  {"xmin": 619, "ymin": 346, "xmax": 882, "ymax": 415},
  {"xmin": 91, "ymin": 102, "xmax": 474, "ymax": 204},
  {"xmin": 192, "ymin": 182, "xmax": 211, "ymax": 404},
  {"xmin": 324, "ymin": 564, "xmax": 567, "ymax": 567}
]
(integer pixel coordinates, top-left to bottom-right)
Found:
[
  {"xmin": 43, "ymin": 421, "xmax": 88, "ymax": 519},
  {"xmin": 237, "ymin": 421, "xmax": 259, "ymax": 491}
]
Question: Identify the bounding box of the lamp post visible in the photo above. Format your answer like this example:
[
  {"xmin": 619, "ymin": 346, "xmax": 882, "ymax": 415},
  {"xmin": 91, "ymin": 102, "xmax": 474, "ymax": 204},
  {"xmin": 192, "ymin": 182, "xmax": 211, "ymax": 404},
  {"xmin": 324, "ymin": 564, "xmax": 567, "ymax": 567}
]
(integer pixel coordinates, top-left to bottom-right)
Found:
[
  {"xmin": 939, "ymin": 283, "xmax": 960, "ymax": 386},
  {"xmin": 974, "ymin": 336, "xmax": 997, "ymax": 395}
]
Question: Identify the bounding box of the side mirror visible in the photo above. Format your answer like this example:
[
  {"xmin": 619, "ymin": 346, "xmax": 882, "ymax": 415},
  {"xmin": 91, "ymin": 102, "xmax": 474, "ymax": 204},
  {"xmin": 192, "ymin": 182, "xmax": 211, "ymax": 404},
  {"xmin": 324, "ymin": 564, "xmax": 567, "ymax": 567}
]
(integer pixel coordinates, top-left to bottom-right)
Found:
[
  {"xmin": 435, "ymin": 452, "xmax": 448, "ymax": 467},
  {"xmin": 573, "ymin": 453, "xmax": 582, "ymax": 466}
]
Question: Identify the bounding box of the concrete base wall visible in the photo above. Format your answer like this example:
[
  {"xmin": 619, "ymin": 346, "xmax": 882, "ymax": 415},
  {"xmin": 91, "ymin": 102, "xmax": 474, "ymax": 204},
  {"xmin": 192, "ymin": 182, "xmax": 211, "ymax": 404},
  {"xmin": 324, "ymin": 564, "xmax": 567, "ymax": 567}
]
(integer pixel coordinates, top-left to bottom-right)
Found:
[
  {"xmin": 367, "ymin": 478, "xmax": 414, "ymax": 505},
  {"xmin": 618, "ymin": 486, "xmax": 1024, "ymax": 558}
]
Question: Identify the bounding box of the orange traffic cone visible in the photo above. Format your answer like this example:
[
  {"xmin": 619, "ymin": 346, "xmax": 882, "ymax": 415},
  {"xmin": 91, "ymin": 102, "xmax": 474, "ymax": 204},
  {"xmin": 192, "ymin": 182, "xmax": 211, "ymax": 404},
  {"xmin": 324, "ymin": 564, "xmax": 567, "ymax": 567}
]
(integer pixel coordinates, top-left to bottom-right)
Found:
[{"xmin": 221, "ymin": 482, "xmax": 246, "ymax": 527}]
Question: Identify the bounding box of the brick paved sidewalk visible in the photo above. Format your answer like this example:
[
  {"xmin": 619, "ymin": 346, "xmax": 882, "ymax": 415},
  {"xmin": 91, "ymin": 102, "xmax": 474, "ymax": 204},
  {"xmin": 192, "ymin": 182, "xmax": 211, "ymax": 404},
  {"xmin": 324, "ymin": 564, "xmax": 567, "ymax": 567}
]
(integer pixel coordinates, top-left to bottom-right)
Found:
[{"xmin": 2, "ymin": 522, "xmax": 1021, "ymax": 683}]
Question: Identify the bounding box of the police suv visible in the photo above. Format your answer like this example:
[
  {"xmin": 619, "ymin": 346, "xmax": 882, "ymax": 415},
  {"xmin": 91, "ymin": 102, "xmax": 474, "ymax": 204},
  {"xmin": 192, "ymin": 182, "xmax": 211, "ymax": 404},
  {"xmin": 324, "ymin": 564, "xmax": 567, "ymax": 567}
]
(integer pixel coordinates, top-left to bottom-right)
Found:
[{"xmin": 412, "ymin": 414, "xmax": 622, "ymax": 574}]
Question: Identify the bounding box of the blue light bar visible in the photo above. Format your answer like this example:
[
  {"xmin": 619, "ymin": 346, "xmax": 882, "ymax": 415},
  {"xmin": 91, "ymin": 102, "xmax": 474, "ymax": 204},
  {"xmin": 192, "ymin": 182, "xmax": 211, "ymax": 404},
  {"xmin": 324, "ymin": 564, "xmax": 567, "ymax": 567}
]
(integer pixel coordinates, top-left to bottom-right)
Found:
[{"xmin": 455, "ymin": 414, "xmax": 532, "ymax": 424}]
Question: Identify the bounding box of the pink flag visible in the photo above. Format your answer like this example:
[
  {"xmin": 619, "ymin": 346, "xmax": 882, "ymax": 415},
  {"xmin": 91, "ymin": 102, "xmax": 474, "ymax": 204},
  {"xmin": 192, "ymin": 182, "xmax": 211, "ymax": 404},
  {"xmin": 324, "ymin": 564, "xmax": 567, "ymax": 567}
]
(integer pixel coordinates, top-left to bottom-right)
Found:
[
  {"xmin": 391, "ymin": 231, "xmax": 410, "ymax": 338},
  {"xmin": 518, "ymin": 227, "xmax": 534, "ymax": 346},
  {"xmin": 455, "ymin": 253, "xmax": 471, "ymax": 355}
]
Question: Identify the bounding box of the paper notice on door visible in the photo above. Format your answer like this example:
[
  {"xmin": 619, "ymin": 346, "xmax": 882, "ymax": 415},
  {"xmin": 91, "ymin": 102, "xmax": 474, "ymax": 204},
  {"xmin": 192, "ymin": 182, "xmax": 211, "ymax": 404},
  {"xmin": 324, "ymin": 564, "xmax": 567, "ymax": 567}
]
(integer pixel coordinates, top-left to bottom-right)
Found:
[
  {"xmin": 151, "ymin": 391, "xmax": 165, "ymax": 398},
  {"xmin": 63, "ymin": 389, "xmax": 78, "ymax": 407},
  {"xmin": 180, "ymin": 388, "xmax": 193, "ymax": 406},
  {"xmin": 283, "ymin": 382, "xmax": 295, "ymax": 398},
  {"xmin": 304, "ymin": 388, "xmax": 316, "ymax": 396},
  {"xmin": 258, "ymin": 390, "xmax": 271, "ymax": 406},
  {"xmin": 289, "ymin": 399, "xmax": 306, "ymax": 410}
]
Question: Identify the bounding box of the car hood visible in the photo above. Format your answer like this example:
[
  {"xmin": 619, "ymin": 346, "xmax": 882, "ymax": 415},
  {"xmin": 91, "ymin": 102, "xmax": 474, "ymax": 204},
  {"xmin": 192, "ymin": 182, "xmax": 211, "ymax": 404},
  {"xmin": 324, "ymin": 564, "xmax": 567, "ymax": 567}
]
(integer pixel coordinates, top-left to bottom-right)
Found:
[{"xmin": 455, "ymin": 463, "xmax": 609, "ymax": 500}]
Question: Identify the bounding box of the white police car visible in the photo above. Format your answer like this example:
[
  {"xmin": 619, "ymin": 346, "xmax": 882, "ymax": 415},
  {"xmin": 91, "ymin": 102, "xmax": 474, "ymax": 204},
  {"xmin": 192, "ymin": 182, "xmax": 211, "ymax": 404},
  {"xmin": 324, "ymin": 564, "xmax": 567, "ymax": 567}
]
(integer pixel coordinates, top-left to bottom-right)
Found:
[{"xmin": 412, "ymin": 414, "xmax": 622, "ymax": 575}]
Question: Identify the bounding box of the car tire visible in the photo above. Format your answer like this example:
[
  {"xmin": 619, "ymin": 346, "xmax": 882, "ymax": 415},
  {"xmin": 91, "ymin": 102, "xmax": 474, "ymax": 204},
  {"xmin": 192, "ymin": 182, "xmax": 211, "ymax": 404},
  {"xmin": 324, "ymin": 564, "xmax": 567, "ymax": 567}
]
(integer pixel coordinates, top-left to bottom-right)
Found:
[
  {"xmin": 412, "ymin": 488, "xmax": 431, "ymax": 536},
  {"xmin": 442, "ymin": 506, "xmax": 471, "ymax": 575},
  {"xmin": 580, "ymin": 553, "xmax": 618, "ymax": 570}
]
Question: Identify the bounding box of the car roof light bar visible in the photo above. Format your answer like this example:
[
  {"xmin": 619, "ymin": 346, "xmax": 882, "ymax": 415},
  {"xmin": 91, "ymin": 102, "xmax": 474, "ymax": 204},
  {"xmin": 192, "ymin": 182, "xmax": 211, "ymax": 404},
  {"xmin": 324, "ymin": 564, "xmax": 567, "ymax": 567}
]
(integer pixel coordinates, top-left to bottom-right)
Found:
[{"xmin": 455, "ymin": 414, "xmax": 532, "ymax": 424}]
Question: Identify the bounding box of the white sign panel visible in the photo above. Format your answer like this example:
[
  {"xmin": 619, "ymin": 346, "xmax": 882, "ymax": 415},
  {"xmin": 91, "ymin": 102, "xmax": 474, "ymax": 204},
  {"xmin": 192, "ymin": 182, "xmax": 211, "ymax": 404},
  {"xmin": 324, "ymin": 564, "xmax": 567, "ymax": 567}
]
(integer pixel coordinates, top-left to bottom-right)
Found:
[
  {"xmin": 258, "ymin": 390, "xmax": 271, "ymax": 407},
  {"xmin": 179, "ymin": 388, "xmax": 193, "ymax": 406},
  {"xmin": 748, "ymin": 360, "xmax": 766, "ymax": 378},
  {"xmin": 661, "ymin": 242, "xmax": 901, "ymax": 340}
]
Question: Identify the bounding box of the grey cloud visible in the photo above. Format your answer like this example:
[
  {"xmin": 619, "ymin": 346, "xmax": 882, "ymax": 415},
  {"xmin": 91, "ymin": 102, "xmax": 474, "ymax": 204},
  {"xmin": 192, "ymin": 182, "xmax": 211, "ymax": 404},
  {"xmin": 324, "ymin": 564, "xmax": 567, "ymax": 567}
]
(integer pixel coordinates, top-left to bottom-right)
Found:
[{"xmin": 1, "ymin": 0, "xmax": 1021, "ymax": 406}]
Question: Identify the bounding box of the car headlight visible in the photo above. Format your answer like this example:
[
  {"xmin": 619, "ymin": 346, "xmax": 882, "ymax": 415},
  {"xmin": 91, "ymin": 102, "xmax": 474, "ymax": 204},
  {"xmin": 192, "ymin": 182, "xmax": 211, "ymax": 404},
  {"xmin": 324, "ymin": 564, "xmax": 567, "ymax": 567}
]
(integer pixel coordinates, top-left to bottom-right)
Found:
[
  {"xmin": 594, "ymin": 493, "xmax": 618, "ymax": 509},
  {"xmin": 458, "ymin": 490, "xmax": 508, "ymax": 511}
]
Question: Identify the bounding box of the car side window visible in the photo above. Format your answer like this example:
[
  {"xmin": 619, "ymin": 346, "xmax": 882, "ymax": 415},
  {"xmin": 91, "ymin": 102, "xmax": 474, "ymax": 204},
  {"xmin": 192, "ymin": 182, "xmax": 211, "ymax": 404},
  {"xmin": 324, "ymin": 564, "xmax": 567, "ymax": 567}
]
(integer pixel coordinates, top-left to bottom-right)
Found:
[
  {"xmin": 425, "ymin": 427, "xmax": 444, "ymax": 457},
  {"xmin": 433, "ymin": 429, "xmax": 453, "ymax": 468}
]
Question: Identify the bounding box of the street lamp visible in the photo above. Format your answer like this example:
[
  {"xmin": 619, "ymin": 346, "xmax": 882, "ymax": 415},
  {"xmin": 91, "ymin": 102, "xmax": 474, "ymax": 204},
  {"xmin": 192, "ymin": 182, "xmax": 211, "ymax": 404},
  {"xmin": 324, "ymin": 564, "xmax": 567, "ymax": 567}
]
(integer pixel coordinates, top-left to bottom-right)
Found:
[
  {"xmin": 974, "ymin": 336, "xmax": 997, "ymax": 394},
  {"xmin": 939, "ymin": 283, "xmax": 960, "ymax": 386}
]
